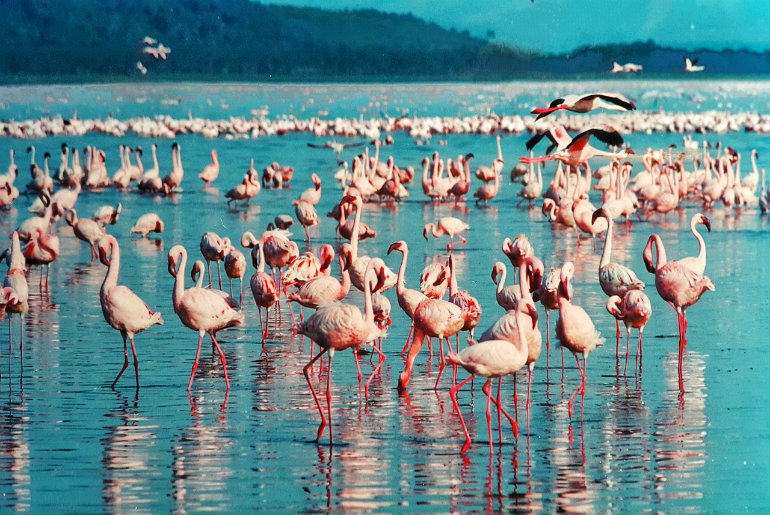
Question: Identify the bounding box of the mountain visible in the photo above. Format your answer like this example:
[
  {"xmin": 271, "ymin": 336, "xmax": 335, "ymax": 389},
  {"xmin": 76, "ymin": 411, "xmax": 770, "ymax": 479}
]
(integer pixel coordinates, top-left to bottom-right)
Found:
[{"xmin": 0, "ymin": 1, "xmax": 767, "ymax": 82}]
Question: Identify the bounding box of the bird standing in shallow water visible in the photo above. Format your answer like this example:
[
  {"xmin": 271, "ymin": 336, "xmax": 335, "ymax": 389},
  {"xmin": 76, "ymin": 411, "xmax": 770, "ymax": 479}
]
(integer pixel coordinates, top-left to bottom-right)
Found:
[{"xmin": 98, "ymin": 235, "xmax": 163, "ymax": 389}]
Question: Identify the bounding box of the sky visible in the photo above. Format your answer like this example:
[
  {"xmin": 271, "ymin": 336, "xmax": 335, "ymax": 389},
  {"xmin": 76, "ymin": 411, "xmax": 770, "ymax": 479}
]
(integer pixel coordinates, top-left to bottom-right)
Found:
[{"xmin": 266, "ymin": 0, "xmax": 770, "ymax": 54}]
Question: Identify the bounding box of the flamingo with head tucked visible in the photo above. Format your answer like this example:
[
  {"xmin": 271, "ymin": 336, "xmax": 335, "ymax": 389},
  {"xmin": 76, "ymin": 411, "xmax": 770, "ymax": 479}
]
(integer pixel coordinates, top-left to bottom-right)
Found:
[
  {"xmin": 1, "ymin": 232, "xmax": 28, "ymax": 349},
  {"xmin": 606, "ymin": 291, "xmax": 651, "ymax": 375},
  {"xmin": 97, "ymin": 235, "xmax": 164, "ymax": 389}
]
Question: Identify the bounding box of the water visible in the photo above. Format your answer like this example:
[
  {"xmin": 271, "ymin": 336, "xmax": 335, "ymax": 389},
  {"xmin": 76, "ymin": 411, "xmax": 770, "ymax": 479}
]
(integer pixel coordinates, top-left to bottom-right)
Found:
[{"xmin": 0, "ymin": 81, "xmax": 768, "ymax": 514}]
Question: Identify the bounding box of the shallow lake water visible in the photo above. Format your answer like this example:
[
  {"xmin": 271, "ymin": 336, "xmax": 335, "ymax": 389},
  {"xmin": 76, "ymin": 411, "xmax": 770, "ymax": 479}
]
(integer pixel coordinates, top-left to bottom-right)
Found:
[{"xmin": 0, "ymin": 82, "xmax": 768, "ymax": 514}]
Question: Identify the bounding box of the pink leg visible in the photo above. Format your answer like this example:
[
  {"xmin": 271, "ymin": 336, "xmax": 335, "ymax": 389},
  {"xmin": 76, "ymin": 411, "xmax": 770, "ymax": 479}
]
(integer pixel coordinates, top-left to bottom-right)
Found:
[
  {"xmin": 188, "ymin": 332, "xmax": 204, "ymax": 392},
  {"xmin": 326, "ymin": 351, "xmax": 334, "ymax": 446},
  {"xmin": 398, "ymin": 328, "xmax": 425, "ymax": 392},
  {"xmin": 130, "ymin": 334, "xmax": 139, "ymax": 389},
  {"xmin": 488, "ymin": 378, "xmax": 518, "ymax": 438},
  {"xmin": 353, "ymin": 349, "xmax": 362, "ymax": 394},
  {"xmin": 483, "ymin": 380, "xmax": 494, "ymax": 454},
  {"xmin": 567, "ymin": 353, "xmax": 584, "ymax": 419},
  {"xmin": 623, "ymin": 327, "xmax": 631, "ymax": 375},
  {"xmin": 401, "ymin": 323, "xmax": 414, "ymax": 357},
  {"xmin": 449, "ymin": 375, "xmax": 475, "ymax": 454},
  {"xmin": 365, "ymin": 345, "xmax": 386, "ymax": 401},
  {"xmin": 526, "ymin": 365, "xmax": 533, "ymax": 414},
  {"xmin": 112, "ymin": 332, "xmax": 129, "ymax": 389},
  {"xmin": 303, "ymin": 347, "xmax": 328, "ymax": 441},
  {"xmin": 207, "ymin": 261, "xmax": 213, "ymax": 288},
  {"xmin": 637, "ymin": 329, "xmax": 644, "ymax": 372},
  {"xmin": 210, "ymin": 333, "xmax": 229, "ymax": 391},
  {"xmin": 615, "ymin": 319, "xmax": 620, "ymax": 359},
  {"xmin": 217, "ymin": 262, "xmax": 223, "ymax": 290}
]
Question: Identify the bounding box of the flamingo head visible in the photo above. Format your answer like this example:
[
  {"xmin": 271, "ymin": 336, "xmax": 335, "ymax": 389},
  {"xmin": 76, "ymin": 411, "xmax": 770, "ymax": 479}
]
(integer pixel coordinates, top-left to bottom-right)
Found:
[
  {"xmin": 526, "ymin": 257, "xmax": 544, "ymax": 292},
  {"xmin": 491, "ymin": 262, "xmax": 504, "ymax": 284},
  {"xmin": 373, "ymin": 265, "xmax": 388, "ymax": 293},
  {"xmin": 340, "ymin": 193, "xmax": 359, "ymax": 206},
  {"xmin": 591, "ymin": 208, "xmax": 608, "ymax": 226},
  {"xmin": 340, "ymin": 243, "xmax": 353, "ymax": 271},
  {"xmin": 642, "ymin": 236, "xmax": 657, "ymax": 274},
  {"xmin": 432, "ymin": 266, "xmax": 448, "ymax": 287},
  {"xmin": 606, "ymin": 295, "xmax": 624, "ymax": 319},
  {"xmin": 190, "ymin": 261, "xmax": 203, "ymax": 283},
  {"xmin": 311, "ymin": 173, "xmax": 321, "ymax": 188},
  {"xmin": 520, "ymin": 298, "xmax": 539, "ymax": 329},
  {"xmin": 697, "ymin": 213, "xmax": 711, "ymax": 232},
  {"xmin": 422, "ymin": 224, "xmax": 432, "ymax": 240},
  {"xmin": 98, "ymin": 238, "xmax": 112, "ymax": 267},
  {"xmin": 319, "ymin": 244, "xmax": 334, "ymax": 269},
  {"xmin": 387, "ymin": 241, "xmax": 405, "ymax": 255},
  {"xmin": 155, "ymin": 219, "xmax": 165, "ymax": 233}
]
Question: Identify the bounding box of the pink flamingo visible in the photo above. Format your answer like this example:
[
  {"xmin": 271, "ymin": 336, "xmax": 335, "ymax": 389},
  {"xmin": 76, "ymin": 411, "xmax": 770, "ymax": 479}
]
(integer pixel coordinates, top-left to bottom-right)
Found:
[
  {"xmin": 298, "ymin": 173, "xmax": 322, "ymax": 205},
  {"xmin": 473, "ymin": 168, "xmax": 500, "ymax": 206},
  {"xmin": 531, "ymin": 92, "xmax": 636, "ymax": 120},
  {"xmin": 420, "ymin": 261, "xmax": 450, "ymax": 300},
  {"xmin": 199, "ymin": 232, "xmax": 229, "ymax": 289},
  {"xmin": 292, "ymin": 199, "xmax": 319, "ymax": 242},
  {"xmin": 299, "ymin": 263, "xmax": 385, "ymax": 444},
  {"xmin": 65, "ymin": 208, "xmax": 105, "ymax": 260},
  {"xmin": 491, "ymin": 261, "xmax": 522, "ymax": 311},
  {"xmin": 248, "ymin": 241, "xmax": 279, "ymax": 346},
  {"xmin": 606, "ymin": 291, "xmax": 652, "ymax": 374},
  {"xmin": 387, "ymin": 241, "xmax": 429, "ymax": 357},
  {"xmin": 555, "ymin": 262, "xmax": 604, "ymax": 418},
  {"xmin": 448, "ymin": 298, "xmax": 538, "ymax": 453},
  {"xmin": 97, "ymin": 235, "xmax": 164, "ymax": 388},
  {"xmin": 168, "ymin": 245, "xmax": 243, "ymax": 392},
  {"xmin": 521, "ymin": 128, "xmax": 633, "ymax": 168},
  {"xmin": 190, "ymin": 260, "xmax": 239, "ymax": 308},
  {"xmin": 642, "ymin": 214, "xmax": 714, "ymax": 390},
  {"xmin": 591, "ymin": 207, "xmax": 646, "ymax": 356},
  {"xmin": 0, "ymin": 287, "xmax": 17, "ymax": 326},
  {"xmin": 198, "ymin": 149, "xmax": 219, "ymax": 188},
  {"xmin": 423, "ymin": 216, "xmax": 469, "ymax": 252},
  {"xmin": 224, "ymin": 246, "xmax": 247, "ymax": 304},
  {"xmin": 447, "ymin": 253, "xmax": 482, "ymax": 345},
  {"xmin": 1, "ymin": 232, "xmax": 28, "ymax": 349},
  {"xmin": 342, "ymin": 194, "xmax": 396, "ymax": 293},
  {"xmin": 502, "ymin": 234, "xmax": 534, "ymax": 284},
  {"xmin": 23, "ymin": 228, "xmax": 59, "ymax": 291},
  {"xmin": 130, "ymin": 213, "xmax": 165, "ymax": 238},
  {"xmin": 287, "ymin": 244, "xmax": 352, "ymax": 310}
]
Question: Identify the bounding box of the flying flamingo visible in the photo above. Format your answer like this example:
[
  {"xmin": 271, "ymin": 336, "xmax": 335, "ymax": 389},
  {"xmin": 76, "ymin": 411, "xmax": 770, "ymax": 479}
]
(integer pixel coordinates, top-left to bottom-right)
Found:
[
  {"xmin": 1, "ymin": 232, "xmax": 29, "ymax": 349},
  {"xmin": 531, "ymin": 92, "xmax": 636, "ymax": 120},
  {"xmin": 248, "ymin": 241, "xmax": 279, "ymax": 346},
  {"xmin": 198, "ymin": 149, "xmax": 219, "ymax": 188},
  {"xmin": 168, "ymin": 245, "xmax": 244, "ymax": 392},
  {"xmin": 299, "ymin": 263, "xmax": 385, "ymax": 444},
  {"xmin": 97, "ymin": 235, "xmax": 164, "ymax": 389},
  {"xmin": 606, "ymin": 291, "xmax": 652, "ymax": 375},
  {"xmin": 642, "ymin": 214, "xmax": 714, "ymax": 390},
  {"xmin": 591, "ymin": 207, "xmax": 646, "ymax": 356},
  {"xmin": 423, "ymin": 216, "xmax": 469, "ymax": 252},
  {"xmin": 129, "ymin": 213, "xmax": 165, "ymax": 238},
  {"xmin": 447, "ymin": 298, "xmax": 538, "ymax": 453},
  {"xmin": 387, "ymin": 241, "xmax": 429, "ymax": 358},
  {"xmin": 520, "ymin": 128, "xmax": 633, "ymax": 168},
  {"xmin": 555, "ymin": 262, "xmax": 604, "ymax": 418},
  {"xmin": 65, "ymin": 208, "xmax": 105, "ymax": 260}
]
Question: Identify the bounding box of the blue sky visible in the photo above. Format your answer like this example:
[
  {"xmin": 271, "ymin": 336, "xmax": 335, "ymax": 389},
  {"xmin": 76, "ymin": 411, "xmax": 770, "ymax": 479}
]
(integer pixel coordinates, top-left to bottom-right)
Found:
[{"xmin": 266, "ymin": 0, "xmax": 770, "ymax": 54}]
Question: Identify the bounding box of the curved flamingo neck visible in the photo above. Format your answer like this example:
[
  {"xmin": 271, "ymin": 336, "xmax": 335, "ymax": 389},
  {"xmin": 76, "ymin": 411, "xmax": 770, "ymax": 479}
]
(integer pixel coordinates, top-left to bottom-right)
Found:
[
  {"xmin": 395, "ymin": 247, "xmax": 408, "ymax": 296},
  {"xmin": 337, "ymin": 252, "xmax": 352, "ymax": 300},
  {"xmin": 495, "ymin": 264, "xmax": 506, "ymax": 297},
  {"xmin": 173, "ymin": 248, "xmax": 187, "ymax": 309},
  {"xmin": 599, "ymin": 213, "xmax": 614, "ymax": 269},
  {"xmin": 257, "ymin": 243, "xmax": 267, "ymax": 274},
  {"xmin": 644, "ymin": 234, "xmax": 667, "ymax": 272},
  {"xmin": 349, "ymin": 199, "xmax": 362, "ymax": 258},
  {"xmin": 103, "ymin": 238, "xmax": 120, "ymax": 290},
  {"xmin": 448, "ymin": 255, "xmax": 457, "ymax": 296},
  {"xmin": 690, "ymin": 218, "xmax": 707, "ymax": 271}
]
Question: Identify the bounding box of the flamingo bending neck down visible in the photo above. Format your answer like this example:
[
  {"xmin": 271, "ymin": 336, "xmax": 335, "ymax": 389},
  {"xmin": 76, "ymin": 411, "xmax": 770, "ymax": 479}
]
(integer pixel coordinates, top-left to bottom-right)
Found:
[
  {"xmin": 97, "ymin": 235, "xmax": 163, "ymax": 389},
  {"xmin": 168, "ymin": 245, "xmax": 243, "ymax": 393},
  {"xmin": 606, "ymin": 291, "xmax": 651, "ymax": 375}
]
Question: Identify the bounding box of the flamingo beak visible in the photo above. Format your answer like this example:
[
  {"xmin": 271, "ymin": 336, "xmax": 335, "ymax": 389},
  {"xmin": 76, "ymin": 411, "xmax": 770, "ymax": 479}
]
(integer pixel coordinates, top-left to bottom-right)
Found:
[
  {"xmin": 591, "ymin": 209, "xmax": 602, "ymax": 225},
  {"xmin": 167, "ymin": 255, "xmax": 177, "ymax": 277},
  {"xmin": 374, "ymin": 266, "xmax": 387, "ymax": 292},
  {"xmin": 491, "ymin": 266, "xmax": 499, "ymax": 284},
  {"xmin": 387, "ymin": 242, "xmax": 400, "ymax": 255},
  {"xmin": 527, "ymin": 302, "xmax": 539, "ymax": 328},
  {"xmin": 433, "ymin": 268, "xmax": 447, "ymax": 286},
  {"xmin": 422, "ymin": 227, "xmax": 429, "ymax": 240},
  {"xmin": 702, "ymin": 216, "xmax": 711, "ymax": 232},
  {"xmin": 98, "ymin": 246, "xmax": 110, "ymax": 266}
]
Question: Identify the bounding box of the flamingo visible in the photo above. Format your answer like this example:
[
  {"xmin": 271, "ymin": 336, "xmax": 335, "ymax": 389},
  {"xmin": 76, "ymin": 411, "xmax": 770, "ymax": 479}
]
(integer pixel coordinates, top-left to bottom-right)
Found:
[
  {"xmin": 167, "ymin": 245, "xmax": 243, "ymax": 392},
  {"xmin": 642, "ymin": 215, "xmax": 714, "ymax": 390},
  {"xmin": 606, "ymin": 291, "xmax": 651, "ymax": 375},
  {"xmin": 448, "ymin": 298, "xmax": 537, "ymax": 453},
  {"xmin": 502, "ymin": 234, "xmax": 534, "ymax": 283},
  {"xmin": 199, "ymin": 232, "xmax": 230, "ymax": 289},
  {"xmin": 447, "ymin": 253, "xmax": 482, "ymax": 345},
  {"xmin": 555, "ymin": 262, "xmax": 604, "ymax": 418},
  {"xmin": 287, "ymin": 244, "xmax": 352, "ymax": 310},
  {"xmin": 491, "ymin": 261, "xmax": 522, "ymax": 311},
  {"xmin": 475, "ymin": 134, "xmax": 503, "ymax": 182},
  {"xmin": 190, "ymin": 260, "xmax": 239, "ymax": 308},
  {"xmin": 130, "ymin": 213, "xmax": 165, "ymax": 238},
  {"xmin": 248, "ymin": 241, "xmax": 279, "ymax": 346},
  {"xmin": 298, "ymin": 173, "xmax": 322, "ymax": 205},
  {"xmin": 423, "ymin": 216, "xmax": 469, "ymax": 252},
  {"xmin": 531, "ymin": 92, "xmax": 636, "ymax": 120},
  {"xmin": 299, "ymin": 262, "xmax": 385, "ymax": 443},
  {"xmin": 292, "ymin": 199, "xmax": 319, "ymax": 242},
  {"xmin": 473, "ymin": 167, "xmax": 500, "ymax": 206},
  {"xmin": 0, "ymin": 287, "xmax": 17, "ymax": 325},
  {"xmin": 1, "ymin": 232, "xmax": 28, "ymax": 349},
  {"xmin": 249, "ymin": 226, "xmax": 299, "ymax": 292},
  {"xmin": 676, "ymin": 213, "xmax": 711, "ymax": 277},
  {"xmin": 521, "ymin": 128, "xmax": 633, "ymax": 168},
  {"xmin": 591, "ymin": 207, "xmax": 646, "ymax": 355},
  {"xmin": 97, "ymin": 235, "xmax": 164, "ymax": 389},
  {"xmin": 224, "ymin": 247, "xmax": 247, "ymax": 305},
  {"xmin": 23, "ymin": 228, "xmax": 60, "ymax": 292},
  {"xmin": 65, "ymin": 208, "xmax": 105, "ymax": 260},
  {"xmin": 419, "ymin": 261, "xmax": 450, "ymax": 300},
  {"xmin": 387, "ymin": 240, "xmax": 429, "ymax": 357},
  {"xmin": 198, "ymin": 149, "xmax": 219, "ymax": 188},
  {"xmin": 93, "ymin": 203, "xmax": 122, "ymax": 227},
  {"xmin": 338, "ymin": 201, "xmax": 376, "ymax": 242},
  {"xmin": 342, "ymin": 194, "xmax": 396, "ymax": 293},
  {"xmin": 684, "ymin": 57, "xmax": 704, "ymax": 72},
  {"xmin": 525, "ymin": 125, "xmax": 572, "ymax": 155}
]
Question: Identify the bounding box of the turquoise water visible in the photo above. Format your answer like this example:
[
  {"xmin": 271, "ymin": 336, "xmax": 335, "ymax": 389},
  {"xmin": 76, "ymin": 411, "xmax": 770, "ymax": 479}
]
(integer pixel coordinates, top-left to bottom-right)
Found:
[{"xmin": 0, "ymin": 82, "xmax": 768, "ymax": 514}]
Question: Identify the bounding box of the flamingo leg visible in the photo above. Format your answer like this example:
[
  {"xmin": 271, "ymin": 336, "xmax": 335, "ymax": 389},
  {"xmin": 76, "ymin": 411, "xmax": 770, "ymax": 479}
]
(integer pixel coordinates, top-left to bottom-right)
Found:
[
  {"xmin": 112, "ymin": 332, "xmax": 129, "ymax": 389},
  {"xmin": 483, "ymin": 379, "xmax": 494, "ymax": 454},
  {"xmin": 217, "ymin": 262, "xmax": 223, "ymax": 290},
  {"xmin": 398, "ymin": 328, "xmax": 425, "ymax": 392},
  {"xmin": 567, "ymin": 353, "xmax": 585, "ymax": 419},
  {"xmin": 449, "ymin": 374, "xmax": 475, "ymax": 454},
  {"xmin": 210, "ymin": 333, "xmax": 229, "ymax": 391},
  {"xmin": 545, "ymin": 310, "xmax": 551, "ymax": 382},
  {"xmin": 623, "ymin": 327, "xmax": 631, "ymax": 376},
  {"xmin": 365, "ymin": 345, "xmax": 386, "ymax": 401},
  {"xmin": 637, "ymin": 328, "xmax": 644, "ymax": 373},
  {"xmin": 130, "ymin": 334, "xmax": 139, "ymax": 390},
  {"xmin": 353, "ymin": 348, "xmax": 362, "ymax": 394},
  {"xmin": 188, "ymin": 331, "xmax": 204, "ymax": 392},
  {"xmin": 493, "ymin": 379, "xmax": 503, "ymax": 445},
  {"xmin": 303, "ymin": 347, "xmax": 328, "ymax": 441},
  {"xmin": 526, "ymin": 365, "xmax": 534, "ymax": 415},
  {"xmin": 326, "ymin": 351, "xmax": 334, "ymax": 446},
  {"xmin": 207, "ymin": 261, "xmax": 213, "ymax": 288},
  {"xmin": 615, "ymin": 319, "xmax": 620, "ymax": 359},
  {"xmin": 229, "ymin": 278, "xmax": 233, "ymax": 298}
]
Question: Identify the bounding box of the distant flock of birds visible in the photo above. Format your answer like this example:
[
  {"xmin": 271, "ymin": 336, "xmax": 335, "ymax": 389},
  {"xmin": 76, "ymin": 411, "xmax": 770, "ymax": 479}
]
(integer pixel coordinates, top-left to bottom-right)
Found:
[
  {"xmin": 610, "ymin": 56, "xmax": 705, "ymax": 74},
  {"xmin": 0, "ymin": 89, "xmax": 766, "ymax": 452}
]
